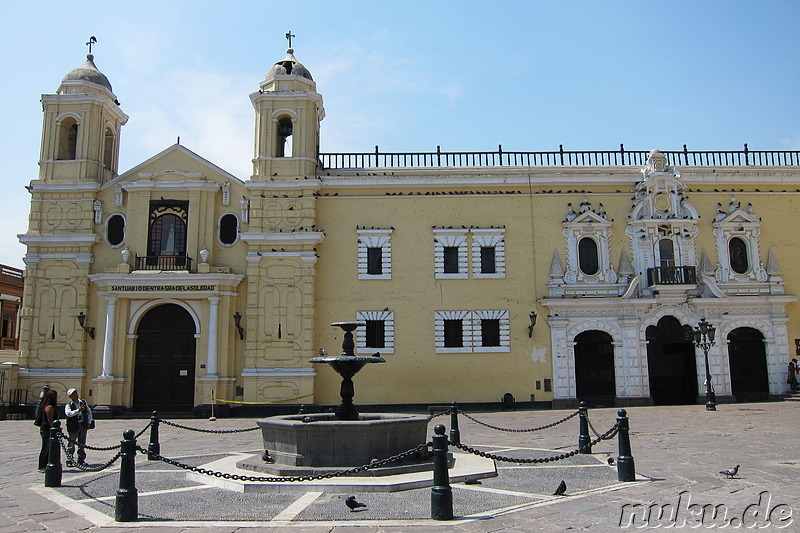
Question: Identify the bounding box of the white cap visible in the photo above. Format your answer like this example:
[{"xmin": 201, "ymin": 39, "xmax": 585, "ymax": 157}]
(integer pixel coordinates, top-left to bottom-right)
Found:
[{"xmin": 67, "ymin": 388, "xmax": 77, "ymax": 396}]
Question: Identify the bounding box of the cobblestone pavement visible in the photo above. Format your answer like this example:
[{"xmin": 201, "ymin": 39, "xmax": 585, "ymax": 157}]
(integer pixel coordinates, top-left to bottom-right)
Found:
[{"xmin": 1, "ymin": 400, "xmax": 797, "ymax": 531}]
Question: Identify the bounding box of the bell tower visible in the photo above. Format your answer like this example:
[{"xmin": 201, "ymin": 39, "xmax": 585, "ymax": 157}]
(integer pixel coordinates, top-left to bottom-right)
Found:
[
  {"xmin": 39, "ymin": 39, "xmax": 128, "ymax": 183},
  {"xmin": 250, "ymin": 35, "xmax": 324, "ymax": 180}
]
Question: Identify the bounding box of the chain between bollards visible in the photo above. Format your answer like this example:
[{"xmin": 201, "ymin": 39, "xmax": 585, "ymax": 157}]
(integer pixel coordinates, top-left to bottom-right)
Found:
[
  {"xmin": 578, "ymin": 401, "xmax": 591, "ymax": 454},
  {"xmin": 115, "ymin": 429, "xmax": 138, "ymax": 522},
  {"xmin": 616, "ymin": 409, "xmax": 635, "ymax": 482},
  {"xmin": 430, "ymin": 424, "xmax": 453, "ymax": 521},
  {"xmin": 44, "ymin": 420, "xmax": 62, "ymax": 487}
]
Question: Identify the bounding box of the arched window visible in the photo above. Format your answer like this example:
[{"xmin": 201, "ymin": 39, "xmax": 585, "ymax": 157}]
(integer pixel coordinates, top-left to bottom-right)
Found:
[
  {"xmin": 658, "ymin": 238, "xmax": 675, "ymax": 267},
  {"xmin": 102, "ymin": 126, "xmax": 115, "ymax": 169},
  {"xmin": 57, "ymin": 117, "xmax": 78, "ymax": 160},
  {"xmin": 219, "ymin": 213, "xmax": 238, "ymax": 245},
  {"xmin": 275, "ymin": 117, "xmax": 293, "ymax": 157},
  {"xmin": 148, "ymin": 214, "xmax": 186, "ymax": 257},
  {"xmin": 729, "ymin": 237, "xmax": 749, "ymax": 274},
  {"xmin": 106, "ymin": 214, "xmax": 125, "ymax": 246},
  {"xmin": 578, "ymin": 237, "xmax": 599, "ymax": 275}
]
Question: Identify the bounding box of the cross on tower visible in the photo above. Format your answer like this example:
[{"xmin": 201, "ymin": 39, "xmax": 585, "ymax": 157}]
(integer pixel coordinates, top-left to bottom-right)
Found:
[
  {"xmin": 285, "ymin": 31, "xmax": 295, "ymax": 48},
  {"xmin": 86, "ymin": 36, "xmax": 97, "ymax": 54}
]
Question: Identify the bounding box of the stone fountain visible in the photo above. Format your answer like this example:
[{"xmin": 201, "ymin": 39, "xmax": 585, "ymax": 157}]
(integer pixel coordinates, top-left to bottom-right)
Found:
[{"xmin": 238, "ymin": 322, "xmax": 432, "ymax": 475}]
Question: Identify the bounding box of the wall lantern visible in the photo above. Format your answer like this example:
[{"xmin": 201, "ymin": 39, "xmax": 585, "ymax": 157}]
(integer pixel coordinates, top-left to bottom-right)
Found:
[
  {"xmin": 528, "ymin": 311, "xmax": 537, "ymax": 338},
  {"xmin": 76, "ymin": 312, "xmax": 95, "ymax": 339},
  {"xmin": 233, "ymin": 312, "xmax": 244, "ymax": 340}
]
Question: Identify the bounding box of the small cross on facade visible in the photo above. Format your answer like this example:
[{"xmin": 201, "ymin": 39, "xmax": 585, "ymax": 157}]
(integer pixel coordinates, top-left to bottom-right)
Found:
[
  {"xmin": 86, "ymin": 36, "xmax": 97, "ymax": 54},
  {"xmin": 285, "ymin": 31, "xmax": 295, "ymax": 48}
]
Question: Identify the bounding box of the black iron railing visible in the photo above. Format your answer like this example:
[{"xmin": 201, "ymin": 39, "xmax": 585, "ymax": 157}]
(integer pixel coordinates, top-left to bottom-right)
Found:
[
  {"xmin": 135, "ymin": 255, "xmax": 193, "ymax": 271},
  {"xmin": 647, "ymin": 266, "xmax": 697, "ymax": 286},
  {"xmin": 319, "ymin": 144, "xmax": 800, "ymax": 170}
]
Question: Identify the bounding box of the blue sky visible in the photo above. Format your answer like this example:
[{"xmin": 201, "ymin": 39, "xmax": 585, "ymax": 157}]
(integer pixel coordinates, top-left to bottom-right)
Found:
[{"xmin": 1, "ymin": 1, "xmax": 799, "ymax": 268}]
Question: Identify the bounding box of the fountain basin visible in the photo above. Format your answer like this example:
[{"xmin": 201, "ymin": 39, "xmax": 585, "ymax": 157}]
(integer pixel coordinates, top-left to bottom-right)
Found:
[{"xmin": 254, "ymin": 413, "xmax": 431, "ymax": 468}]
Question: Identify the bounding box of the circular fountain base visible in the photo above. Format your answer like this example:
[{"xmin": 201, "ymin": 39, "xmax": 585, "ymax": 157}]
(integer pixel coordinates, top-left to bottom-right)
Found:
[{"xmin": 237, "ymin": 413, "xmax": 432, "ymax": 476}]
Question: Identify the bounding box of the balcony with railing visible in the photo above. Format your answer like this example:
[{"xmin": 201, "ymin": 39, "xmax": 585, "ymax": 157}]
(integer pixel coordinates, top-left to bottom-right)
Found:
[
  {"xmin": 319, "ymin": 144, "xmax": 800, "ymax": 170},
  {"xmin": 135, "ymin": 255, "xmax": 193, "ymax": 271},
  {"xmin": 647, "ymin": 266, "xmax": 697, "ymax": 287}
]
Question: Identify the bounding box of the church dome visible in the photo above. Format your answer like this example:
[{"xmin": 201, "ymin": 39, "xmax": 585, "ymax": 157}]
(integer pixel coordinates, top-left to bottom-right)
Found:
[
  {"xmin": 62, "ymin": 54, "xmax": 113, "ymax": 92},
  {"xmin": 266, "ymin": 48, "xmax": 313, "ymax": 81}
]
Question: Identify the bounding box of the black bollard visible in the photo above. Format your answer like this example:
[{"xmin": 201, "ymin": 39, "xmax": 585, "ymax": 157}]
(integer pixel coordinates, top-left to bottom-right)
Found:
[
  {"xmin": 431, "ymin": 424, "xmax": 453, "ymax": 521},
  {"xmin": 115, "ymin": 429, "xmax": 138, "ymax": 522},
  {"xmin": 578, "ymin": 401, "xmax": 591, "ymax": 454},
  {"xmin": 449, "ymin": 402, "xmax": 460, "ymax": 446},
  {"xmin": 147, "ymin": 411, "xmax": 159, "ymax": 460},
  {"xmin": 44, "ymin": 420, "xmax": 62, "ymax": 487},
  {"xmin": 616, "ymin": 409, "xmax": 636, "ymax": 482}
]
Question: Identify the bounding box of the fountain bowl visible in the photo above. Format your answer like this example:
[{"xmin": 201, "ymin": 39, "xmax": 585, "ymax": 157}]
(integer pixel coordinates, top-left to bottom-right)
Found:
[{"xmin": 253, "ymin": 412, "xmax": 431, "ymax": 469}]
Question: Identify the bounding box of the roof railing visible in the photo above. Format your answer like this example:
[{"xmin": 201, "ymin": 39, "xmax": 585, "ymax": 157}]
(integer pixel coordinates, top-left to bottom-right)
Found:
[{"xmin": 318, "ymin": 143, "xmax": 800, "ymax": 170}]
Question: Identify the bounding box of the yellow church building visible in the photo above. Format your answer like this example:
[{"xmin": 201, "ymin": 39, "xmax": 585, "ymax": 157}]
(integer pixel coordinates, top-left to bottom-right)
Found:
[{"xmin": 15, "ymin": 45, "xmax": 800, "ymax": 415}]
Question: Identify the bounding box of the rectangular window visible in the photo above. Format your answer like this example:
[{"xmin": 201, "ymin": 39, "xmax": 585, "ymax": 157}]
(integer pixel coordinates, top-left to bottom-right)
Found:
[
  {"xmin": 367, "ymin": 247, "xmax": 383, "ymax": 275},
  {"xmin": 443, "ymin": 320, "xmax": 463, "ymax": 347},
  {"xmin": 480, "ymin": 319, "xmax": 500, "ymax": 347},
  {"xmin": 443, "ymin": 247, "xmax": 459, "ymax": 274},
  {"xmin": 480, "ymin": 246, "xmax": 496, "ymax": 274},
  {"xmin": 365, "ymin": 320, "xmax": 385, "ymax": 349}
]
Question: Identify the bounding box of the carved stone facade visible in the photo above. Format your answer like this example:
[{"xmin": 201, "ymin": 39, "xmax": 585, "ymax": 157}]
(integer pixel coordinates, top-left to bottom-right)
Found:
[{"xmin": 14, "ymin": 48, "xmax": 800, "ymax": 413}]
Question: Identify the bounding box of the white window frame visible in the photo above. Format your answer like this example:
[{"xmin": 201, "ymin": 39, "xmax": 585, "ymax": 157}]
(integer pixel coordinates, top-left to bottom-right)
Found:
[
  {"xmin": 103, "ymin": 212, "xmax": 127, "ymax": 248},
  {"xmin": 217, "ymin": 211, "xmax": 240, "ymax": 247},
  {"xmin": 356, "ymin": 310, "xmax": 394, "ymax": 354},
  {"xmin": 434, "ymin": 229, "xmax": 468, "ymax": 279},
  {"xmin": 472, "ymin": 228, "xmax": 506, "ymax": 278},
  {"xmin": 435, "ymin": 310, "xmax": 510, "ymax": 354},
  {"xmin": 358, "ymin": 228, "xmax": 392, "ymax": 280}
]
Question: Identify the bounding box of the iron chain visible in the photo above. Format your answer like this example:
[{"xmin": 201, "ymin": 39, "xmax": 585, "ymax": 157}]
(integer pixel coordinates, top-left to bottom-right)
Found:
[
  {"xmin": 134, "ymin": 442, "xmax": 431, "ymax": 482},
  {"xmin": 158, "ymin": 418, "xmax": 260, "ymax": 434},
  {"xmin": 458, "ymin": 409, "xmax": 579, "ymax": 433},
  {"xmin": 56, "ymin": 433, "xmax": 123, "ymax": 472},
  {"xmin": 449, "ymin": 422, "xmax": 619, "ymax": 464}
]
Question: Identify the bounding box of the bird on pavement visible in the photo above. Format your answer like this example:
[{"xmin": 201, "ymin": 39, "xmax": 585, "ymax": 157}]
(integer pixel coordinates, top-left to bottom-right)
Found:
[
  {"xmin": 553, "ymin": 480, "xmax": 567, "ymax": 496},
  {"xmin": 345, "ymin": 496, "xmax": 367, "ymax": 511},
  {"xmin": 720, "ymin": 465, "xmax": 740, "ymax": 478}
]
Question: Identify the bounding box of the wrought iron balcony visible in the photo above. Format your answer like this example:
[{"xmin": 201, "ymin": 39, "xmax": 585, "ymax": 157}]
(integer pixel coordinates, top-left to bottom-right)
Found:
[
  {"xmin": 647, "ymin": 266, "xmax": 697, "ymax": 286},
  {"xmin": 135, "ymin": 255, "xmax": 193, "ymax": 271}
]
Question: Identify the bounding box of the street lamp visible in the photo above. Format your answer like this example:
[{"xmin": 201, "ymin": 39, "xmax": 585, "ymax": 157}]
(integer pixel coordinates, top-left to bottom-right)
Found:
[{"xmin": 693, "ymin": 318, "xmax": 717, "ymax": 411}]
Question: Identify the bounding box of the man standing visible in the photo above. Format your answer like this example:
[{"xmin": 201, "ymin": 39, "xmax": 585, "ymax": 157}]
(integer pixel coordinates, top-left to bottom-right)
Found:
[{"xmin": 65, "ymin": 388, "xmax": 93, "ymax": 466}]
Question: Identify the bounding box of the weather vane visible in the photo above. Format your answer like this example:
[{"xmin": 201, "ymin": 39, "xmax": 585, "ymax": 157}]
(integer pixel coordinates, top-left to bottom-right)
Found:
[
  {"xmin": 86, "ymin": 36, "xmax": 97, "ymax": 54},
  {"xmin": 285, "ymin": 31, "xmax": 295, "ymax": 48}
]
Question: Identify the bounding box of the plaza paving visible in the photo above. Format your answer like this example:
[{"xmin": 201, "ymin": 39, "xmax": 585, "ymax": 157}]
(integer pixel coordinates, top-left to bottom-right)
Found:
[{"xmin": 1, "ymin": 400, "xmax": 798, "ymax": 531}]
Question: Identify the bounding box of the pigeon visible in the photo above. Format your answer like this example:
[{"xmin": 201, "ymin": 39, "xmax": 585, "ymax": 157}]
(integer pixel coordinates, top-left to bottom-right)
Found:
[
  {"xmin": 720, "ymin": 465, "xmax": 740, "ymax": 478},
  {"xmin": 318, "ymin": 348, "xmax": 327, "ymax": 356},
  {"xmin": 553, "ymin": 480, "xmax": 567, "ymax": 496},
  {"xmin": 345, "ymin": 496, "xmax": 367, "ymax": 511}
]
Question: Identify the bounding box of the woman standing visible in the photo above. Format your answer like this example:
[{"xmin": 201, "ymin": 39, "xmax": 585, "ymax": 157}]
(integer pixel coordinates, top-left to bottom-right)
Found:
[{"xmin": 37, "ymin": 389, "xmax": 58, "ymax": 472}]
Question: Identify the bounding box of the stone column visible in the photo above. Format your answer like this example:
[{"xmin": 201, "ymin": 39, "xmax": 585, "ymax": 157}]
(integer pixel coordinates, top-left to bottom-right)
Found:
[
  {"xmin": 101, "ymin": 296, "xmax": 117, "ymax": 376},
  {"xmin": 206, "ymin": 296, "xmax": 220, "ymax": 376}
]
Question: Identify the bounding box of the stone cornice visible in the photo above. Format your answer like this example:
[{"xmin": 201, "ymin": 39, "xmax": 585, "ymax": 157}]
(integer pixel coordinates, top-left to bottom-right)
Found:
[
  {"xmin": 240, "ymin": 232, "xmax": 324, "ymax": 246},
  {"xmin": 88, "ymin": 272, "xmax": 245, "ymax": 289},
  {"xmin": 18, "ymin": 234, "xmax": 100, "ymax": 246}
]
